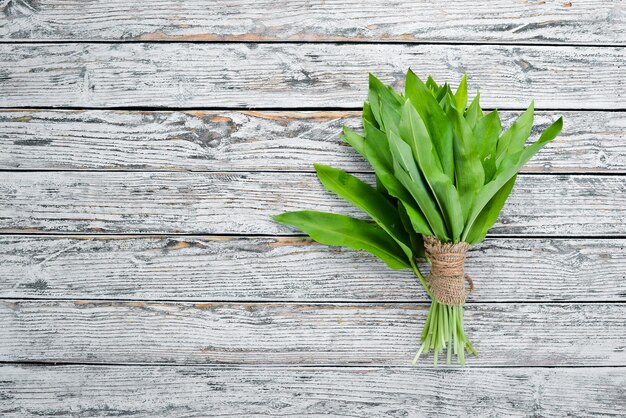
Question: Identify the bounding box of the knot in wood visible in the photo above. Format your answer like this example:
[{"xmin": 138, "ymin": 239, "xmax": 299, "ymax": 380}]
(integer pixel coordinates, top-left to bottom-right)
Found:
[{"xmin": 423, "ymin": 235, "xmax": 473, "ymax": 306}]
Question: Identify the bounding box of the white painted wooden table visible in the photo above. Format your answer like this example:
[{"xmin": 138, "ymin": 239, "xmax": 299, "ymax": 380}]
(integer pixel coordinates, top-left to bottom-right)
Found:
[{"xmin": 1, "ymin": 1, "xmax": 625, "ymax": 416}]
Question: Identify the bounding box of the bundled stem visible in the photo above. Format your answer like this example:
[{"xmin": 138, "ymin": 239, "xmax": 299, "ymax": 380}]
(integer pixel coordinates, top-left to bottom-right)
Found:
[
  {"xmin": 411, "ymin": 236, "xmax": 477, "ymax": 366},
  {"xmin": 413, "ymin": 300, "xmax": 477, "ymax": 366}
]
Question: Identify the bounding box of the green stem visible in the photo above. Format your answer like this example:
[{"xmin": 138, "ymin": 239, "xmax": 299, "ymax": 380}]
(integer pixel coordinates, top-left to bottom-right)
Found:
[
  {"xmin": 410, "ymin": 259, "xmax": 432, "ymax": 299},
  {"xmin": 410, "ymin": 257, "xmax": 476, "ymax": 366},
  {"xmin": 446, "ymin": 305, "xmax": 453, "ymax": 365},
  {"xmin": 414, "ymin": 300, "xmax": 476, "ymax": 366}
]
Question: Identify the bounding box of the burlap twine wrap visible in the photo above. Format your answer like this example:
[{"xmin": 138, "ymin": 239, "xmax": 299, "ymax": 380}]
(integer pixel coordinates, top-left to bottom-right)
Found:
[{"xmin": 423, "ymin": 235, "xmax": 474, "ymax": 306}]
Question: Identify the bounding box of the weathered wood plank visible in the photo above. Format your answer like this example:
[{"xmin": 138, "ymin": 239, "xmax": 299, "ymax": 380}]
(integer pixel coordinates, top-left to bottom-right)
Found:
[
  {"xmin": 0, "ymin": 44, "xmax": 623, "ymax": 109},
  {"xmin": 0, "ymin": 0, "xmax": 623, "ymax": 44},
  {"xmin": 1, "ymin": 300, "xmax": 624, "ymax": 366},
  {"xmin": 2, "ymin": 365, "xmax": 625, "ymax": 417},
  {"xmin": 2, "ymin": 109, "xmax": 624, "ymax": 173},
  {"xmin": 1, "ymin": 236, "xmax": 624, "ymax": 302},
  {"xmin": 1, "ymin": 172, "xmax": 624, "ymax": 235}
]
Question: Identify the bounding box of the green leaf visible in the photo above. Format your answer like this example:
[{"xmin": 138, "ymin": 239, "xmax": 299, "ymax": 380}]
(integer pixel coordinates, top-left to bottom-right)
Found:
[
  {"xmin": 536, "ymin": 115, "xmax": 564, "ymax": 146},
  {"xmin": 360, "ymin": 121, "xmax": 432, "ymax": 236},
  {"xmin": 363, "ymin": 119, "xmax": 393, "ymax": 168},
  {"xmin": 454, "ymin": 74, "xmax": 468, "ymax": 111},
  {"xmin": 272, "ymin": 211, "xmax": 410, "ymax": 269},
  {"xmin": 462, "ymin": 117, "xmax": 562, "ymax": 241},
  {"xmin": 436, "ymin": 83, "xmax": 452, "ymax": 105},
  {"xmin": 314, "ymin": 163, "xmax": 413, "ymax": 259},
  {"xmin": 398, "ymin": 201, "xmax": 425, "ymax": 259},
  {"xmin": 405, "ymin": 69, "xmax": 455, "ymax": 180},
  {"xmin": 464, "ymin": 175, "xmax": 516, "ymax": 244},
  {"xmin": 496, "ymin": 101, "xmax": 534, "ymax": 164},
  {"xmin": 387, "ymin": 128, "xmax": 450, "ymax": 240},
  {"xmin": 426, "ymin": 75, "xmax": 439, "ymax": 92},
  {"xmin": 340, "ymin": 126, "xmax": 366, "ymax": 158},
  {"xmin": 473, "ymin": 110, "xmax": 502, "ymax": 183},
  {"xmin": 368, "ymin": 74, "xmax": 384, "ymax": 128},
  {"xmin": 401, "ymin": 198, "xmax": 432, "ymax": 237},
  {"xmin": 387, "ymin": 85, "xmax": 405, "ymax": 104},
  {"xmin": 375, "ymin": 174, "xmax": 389, "ymax": 195},
  {"xmin": 362, "ymin": 101, "xmax": 379, "ymax": 130},
  {"xmin": 446, "ymin": 102, "xmax": 485, "ymax": 221},
  {"xmin": 368, "ymin": 73, "xmax": 402, "ymax": 131},
  {"xmin": 398, "ymin": 101, "xmax": 464, "ymax": 241},
  {"xmin": 464, "ymin": 93, "xmax": 483, "ymax": 128}
]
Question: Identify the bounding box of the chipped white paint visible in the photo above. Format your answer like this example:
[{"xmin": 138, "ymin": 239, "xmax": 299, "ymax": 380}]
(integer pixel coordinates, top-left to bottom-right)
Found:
[
  {"xmin": 1, "ymin": 300, "xmax": 625, "ymax": 366},
  {"xmin": 0, "ymin": 44, "xmax": 623, "ymax": 108},
  {"xmin": 1, "ymin": 109, "xmax": 625, "ymax": 172},
  {"xmin": 1, "ymin": 236, "xmax": 625, "ymax": 302},
  {"xmin": 2, "ymin": 365, "xmax": 625, "ymax": 417},
  {"xmin": 0, "ymin": 0, "xmax": 623, "ymax": 44}
]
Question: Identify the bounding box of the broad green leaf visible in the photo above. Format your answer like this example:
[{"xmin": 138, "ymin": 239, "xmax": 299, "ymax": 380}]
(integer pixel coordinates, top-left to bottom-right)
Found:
[
  {"xmin": 272, "ymin": 211, "xmax": 410, "ymax": 269},
  {"xmin": 382, "ymin": 85, "xmax": 405, "ymax": 129},
  {"xmin": 496, "ymin": 101, "xmax": 534, "ymax": 164},
  {"xmin": 446, "ymin": 102, "xmax": 485, "ymax": 221},
  {"xmin": 398, "ymin": 201, "xmax": 425, "ymax": 259},
  {"xmin": 400, "ymin": 198, "xmax": 432, "ymax": 237},
  {"xmin": 405, "ymin": 69, "xmax": 455, "ymax": 180},
  {"xmin": 340, "ymin": 126, "xmax": 366, "ymax": 157},
  {"xmin": 342, "ymin": 123, "xmax": 396, "ymax": 199},
  {"xmin": 363, "ymin": 119, "xmax": 393, "ymax": 168},
  {"xmin": 392, "ymin": 158, "xmax": 444, "ymax": 239},
  {"xmin": 463, "ymin": 117, "xmax": 562, "ymax": 241},
  {"xmin": 375, "ymin": 174, "xmax": 389, "ymax": 196},
  {"xmin": 454, "ymin": 74, "xmax": 468, "ymax": 111},
  {"xmin": 342, "ymin": 122, "xmax": 408, "ymax": 211},
  {"xmin": 381, "ymin": 101, "xmax": 402, "ymax": 133},
  {"xmin": 398, "ymin": 101, "xmax": 464, "ymax": 241},
  {"xmin": 464, "ymin": 93, "xmax": 483, "ymax": 128},
  {"xmin": 368, "ymin": 73, "xmax": 402, "ymax": 131},
  {"xmin": 362, "ymin": 101, "xmax": 379, "ymax": 129},
  {"xmin": 314, "ymin": 163, "xmax": 413, "ymax": 259},
  {"xmin": 388, "ymin": 128, "xmax": 450, "ymax": 241},
  {"xmin": 387, "ymin": 85, "xmax": 405, "ymax": 104},
  {"xmin": 426, "ymin": 75, "xmax": 439, "ymax": 92},
  {"xmin": 368, "ymin": 74, "xmax": 384, "ymax": 128},
  {"xmin": 436, "ymin": 83, "xmax": 452, "ymax": 105},
  {"xmin": 464, "ymin": 175, "xmax": 516, "ymax": 244},
  {"xmin": 361, "ymin": 121, "xmax": 432, "ymax": 236},
  {"xmin": 535, "ymin": 115, "xmax": 564, "ymax": 147},
  {"xmin": 473, "ymin": 110, "xmax": 502, "ymax": 182}
]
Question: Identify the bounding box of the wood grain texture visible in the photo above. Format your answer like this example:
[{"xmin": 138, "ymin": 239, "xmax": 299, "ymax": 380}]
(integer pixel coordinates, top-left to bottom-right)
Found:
[
  {"xmin": 0, "ymin": 43, "xmax": 623, "ymax": 109},
  {"xmin": 0, "ymin": 0, "xmax": 623, "ymax": 44},
  {"xmin": 1, "ymin": 172, "xmax": 624, "ymax": 235},
  {"xmin": 2, "ymin": 109, "xmax": 624, "ymax": 173},
  {"xmin": 1, "ymin": 300, "xmax": 625, "ymax": 366},
  {"xmin": 2, "ymin": 364, "xmax": 626, "ymax": 417},
  {"xmin": 1, "ymin": 236, "xmax": 625, "ymax": 302}
]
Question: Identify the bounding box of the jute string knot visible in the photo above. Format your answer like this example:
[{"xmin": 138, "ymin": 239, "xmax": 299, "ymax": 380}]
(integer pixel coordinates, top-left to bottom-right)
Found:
[{"xmin": 423, "ymin": 235, "xmax": 474, "ymax": 306}]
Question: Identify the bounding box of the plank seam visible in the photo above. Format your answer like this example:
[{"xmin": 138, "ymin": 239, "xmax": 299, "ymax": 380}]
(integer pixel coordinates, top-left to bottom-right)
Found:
[
  {"xmin": 1, "ymin": 233, "xmax": 625, "ymax": 239},
  {"xmin": 2, "ymin": 298, "xmax": 625, "ymax": 305},
  {"xmin": 1, "ymin": 297, "xmax": 625, "ymax": 304},
  {"xmin": 1, "ymin": 106, "xmax": 625, "ymax": 112},
  {"xmin": 0, "ymin": 169, "xmax": 624, "ymax": 176},
  {"xmin": 1, "ymin": 360, "xmax": 625, "ymax": 369},
  {"xmin": 0, "ymin": 40, "xmax": 624, "ymax": 48},
  {"xmin": 1, "ymin": 233, "xmax": 625, "ymax": 240},
  {"xmin": 0, "ymin": 232, "xmax": 625, "ymax": 239}
]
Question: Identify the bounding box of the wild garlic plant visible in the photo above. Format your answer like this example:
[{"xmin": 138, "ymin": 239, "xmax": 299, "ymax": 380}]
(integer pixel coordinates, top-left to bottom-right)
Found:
[{"xmin": 274, "ymin": 70, "xmax": 562, "ymax": 365}]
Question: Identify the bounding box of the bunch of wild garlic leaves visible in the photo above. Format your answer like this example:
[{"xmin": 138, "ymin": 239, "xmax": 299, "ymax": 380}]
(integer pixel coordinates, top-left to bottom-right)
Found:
[{"xmin": 274, "ymin": 70, "xmax": 562, "ymax": 365}]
